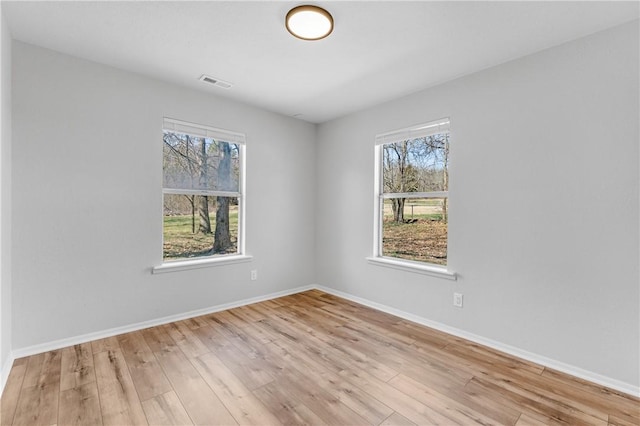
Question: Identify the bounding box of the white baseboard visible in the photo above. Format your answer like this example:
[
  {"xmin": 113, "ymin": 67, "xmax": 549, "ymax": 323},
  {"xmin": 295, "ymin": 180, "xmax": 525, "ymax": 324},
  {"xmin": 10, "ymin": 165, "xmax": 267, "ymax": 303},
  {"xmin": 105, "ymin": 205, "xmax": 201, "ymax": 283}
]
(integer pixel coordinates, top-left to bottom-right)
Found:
[
  {"xmin": 315, "ymin": 285, "xmax": 640, "ymax": 398},
  {"xmin": 0, "ymin": 352, "xmax": 15, "ymax": 398},
  {"xmin": 4, "ymin": 283, "xmax": 638, "ymax": 399},
  {"xmin": 11, "ymin": 284, "xmax": 314, "ymax": 360}
]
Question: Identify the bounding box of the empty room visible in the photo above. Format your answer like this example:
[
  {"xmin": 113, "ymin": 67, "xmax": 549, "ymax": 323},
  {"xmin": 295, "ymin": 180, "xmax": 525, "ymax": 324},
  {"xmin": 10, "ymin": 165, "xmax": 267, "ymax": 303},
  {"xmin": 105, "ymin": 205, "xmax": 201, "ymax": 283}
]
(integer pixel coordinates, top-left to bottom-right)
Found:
[{"xmin": 0, "ymin": 1, "xmax": 638, "ymax": 425}]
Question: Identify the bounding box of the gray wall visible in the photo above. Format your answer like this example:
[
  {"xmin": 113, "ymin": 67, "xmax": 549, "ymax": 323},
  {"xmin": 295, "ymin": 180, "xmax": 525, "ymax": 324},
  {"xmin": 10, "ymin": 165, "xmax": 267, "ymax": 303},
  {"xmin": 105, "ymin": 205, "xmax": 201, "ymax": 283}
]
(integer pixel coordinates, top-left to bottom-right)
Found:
[
  {"xmin": 0, "ymin": 6, "xmax": 12, "ymax": 383},
  {"xmin": 12, "ymin": 41, "xmax": 316, "ymax": 349},
  {"xmin": 316, "ymin": 21, "xmax": 639, "ymax": 387}
]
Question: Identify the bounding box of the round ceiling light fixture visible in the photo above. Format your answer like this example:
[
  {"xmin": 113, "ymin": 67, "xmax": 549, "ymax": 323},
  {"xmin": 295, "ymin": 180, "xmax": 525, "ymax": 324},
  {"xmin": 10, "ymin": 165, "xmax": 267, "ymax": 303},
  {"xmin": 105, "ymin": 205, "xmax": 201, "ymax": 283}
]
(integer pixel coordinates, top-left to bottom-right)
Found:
[{"xmin": 286, "ymin": 5, "xmax": 333, "ymax": 41}]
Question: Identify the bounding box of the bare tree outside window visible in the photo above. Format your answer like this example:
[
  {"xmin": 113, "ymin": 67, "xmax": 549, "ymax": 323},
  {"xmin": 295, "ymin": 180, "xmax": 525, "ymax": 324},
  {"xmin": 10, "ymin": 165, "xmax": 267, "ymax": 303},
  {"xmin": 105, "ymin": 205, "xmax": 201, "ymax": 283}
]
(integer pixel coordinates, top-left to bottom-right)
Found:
[
  {"xmin": 162, "ymin": 124, "xmax": 242, "ymax": 260},
  {"xmin": 379, "ymin": 127, "xmax": 450, "ymax": 265}
]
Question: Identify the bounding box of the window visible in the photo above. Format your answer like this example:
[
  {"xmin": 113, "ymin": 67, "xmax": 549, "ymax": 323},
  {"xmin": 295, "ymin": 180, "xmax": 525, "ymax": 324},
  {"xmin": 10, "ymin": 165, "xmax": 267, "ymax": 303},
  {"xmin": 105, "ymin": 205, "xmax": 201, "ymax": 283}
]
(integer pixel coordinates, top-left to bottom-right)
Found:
[
  {"xmin": 161, "ymin": 118, "xmax": 245, "ymax": 263},
  {"xmin": 372, "ymin": 118, "xmax": 452, "ymax": 274}
]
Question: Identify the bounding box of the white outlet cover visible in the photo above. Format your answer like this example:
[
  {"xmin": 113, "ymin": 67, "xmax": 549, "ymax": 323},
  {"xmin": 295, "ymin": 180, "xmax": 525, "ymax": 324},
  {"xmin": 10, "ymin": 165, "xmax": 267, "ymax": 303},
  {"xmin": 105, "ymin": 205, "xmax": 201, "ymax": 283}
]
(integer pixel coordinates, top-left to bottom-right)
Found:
[{"xmin": 453, "ymin": 293, "xmax": 463, "ymax": 307}]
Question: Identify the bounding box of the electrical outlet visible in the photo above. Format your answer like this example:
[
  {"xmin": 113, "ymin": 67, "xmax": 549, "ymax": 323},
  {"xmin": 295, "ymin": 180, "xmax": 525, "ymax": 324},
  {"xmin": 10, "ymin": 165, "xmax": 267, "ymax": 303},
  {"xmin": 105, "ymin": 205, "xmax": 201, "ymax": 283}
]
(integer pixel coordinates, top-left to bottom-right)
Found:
[
  {"xmin": 453, "ymin": 293, "xmax": 463, "ymax": 308},
  {"xmin": 250, "ymin": 270, "xmax": 258, "ymax": 281}
]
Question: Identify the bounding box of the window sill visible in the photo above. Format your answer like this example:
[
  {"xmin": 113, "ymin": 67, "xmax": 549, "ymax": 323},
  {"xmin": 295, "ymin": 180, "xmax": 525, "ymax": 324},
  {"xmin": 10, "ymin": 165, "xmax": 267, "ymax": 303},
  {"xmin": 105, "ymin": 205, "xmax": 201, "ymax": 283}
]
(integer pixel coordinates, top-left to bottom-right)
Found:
[
  {"xmin": 366, "ymin": 256, "xmax": 457, "ymax": 281},
  {"xmin": 152, "ymin": 254, "xmax": 253, "ymax": 274}
]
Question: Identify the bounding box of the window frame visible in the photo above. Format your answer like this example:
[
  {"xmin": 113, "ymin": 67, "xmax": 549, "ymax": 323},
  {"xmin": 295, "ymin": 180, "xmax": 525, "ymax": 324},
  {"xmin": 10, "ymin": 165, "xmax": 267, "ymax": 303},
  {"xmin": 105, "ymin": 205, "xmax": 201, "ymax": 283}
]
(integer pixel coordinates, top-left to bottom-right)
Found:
[
  {"xmin": 153, "ymin": 118, "xmax": 250, "ymax": 274},
  {"xmin": 368, "ymin": 118, "xmax": 456, "ymax": 280}
]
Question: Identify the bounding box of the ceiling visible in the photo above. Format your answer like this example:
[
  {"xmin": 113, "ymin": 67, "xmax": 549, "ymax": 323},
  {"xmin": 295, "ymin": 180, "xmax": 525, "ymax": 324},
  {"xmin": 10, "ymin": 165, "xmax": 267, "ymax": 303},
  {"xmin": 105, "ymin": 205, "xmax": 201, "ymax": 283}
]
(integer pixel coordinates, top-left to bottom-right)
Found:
[{"xmin": 3, "ymin": 1, "xmax": 638, "ymax": 123}]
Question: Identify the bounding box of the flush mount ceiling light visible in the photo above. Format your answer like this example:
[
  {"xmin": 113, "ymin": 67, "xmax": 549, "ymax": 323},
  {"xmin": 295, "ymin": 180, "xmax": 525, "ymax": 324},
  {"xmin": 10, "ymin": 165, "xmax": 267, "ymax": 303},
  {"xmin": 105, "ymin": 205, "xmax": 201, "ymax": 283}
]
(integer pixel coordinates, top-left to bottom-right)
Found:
[{"xmin": 286, "ymin": 5, "xmax": 333, "ymax": 41}]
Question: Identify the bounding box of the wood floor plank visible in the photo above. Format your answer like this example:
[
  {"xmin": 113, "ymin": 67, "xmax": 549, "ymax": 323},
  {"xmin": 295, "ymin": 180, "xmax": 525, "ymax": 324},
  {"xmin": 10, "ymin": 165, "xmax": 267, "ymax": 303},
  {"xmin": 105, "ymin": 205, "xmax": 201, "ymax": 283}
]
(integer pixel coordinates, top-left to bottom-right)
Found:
[
  {"xmin": 228, "ymin": 304, "xmax": 268, "ymax": 323},
  {"xmin": 473, "ymin": 367, "xmax": 611, "ymax": 423},
  {"xmin": 192, "ymin": 324, "xmax": 276, "ymax": 390},
  {"xmin": 392, "ymin": 320, "xmax": 454, "ymax": 349},
  {"xmin": 301, "ymin": 315, "xmax": 431, "ymax": 387},
  {"xmin": 315, "ymin": 293, "xmax": 405, "ymax": 330},
  {"xmin": 179, "ymin": 315, "xmax": 212, "ymax": 331},
  {"xmin": 58, "ymin": 382, "xmax": 103, "ymax": 426},
  {"xmin": 233, "ymin": 318, "xmax": 275, "ymax": 345},
  {"xmin": 380, "ymin": 412, "xmax": 418, "ymax": 426},
  {"xmin": 255, "ymin": 312, "xmax": 400, "ymax": 383},
  {"xmin": 428, "ymin": 377, "xmax": 521, "ymax": 425},
  {"xmin": 449, "ymin": 357, "xmax": 635, "ymax": 425},
  {"xmin": 317, "ymin": 303, "xmax": 417, "ymax": 347},
  {"xmin": 209, "ymin": 309, "xmax": 253, "ymax": 329},
  {"xmin": 1, "ymin": 358, "xmax": 27, "ymax": 426},
  {"xmin": 142, "ymin": 327, "xmax": 238, "ymax": 426},
  {"xmin": 286, "ymin": 314, "xmax": 403, "ymax": 383},
  {"xmin": 269, "ymin": 371, "xmax": 369, "ymax": 425},
  {"xmin": 12, "ymin": 351, "xmax": 61, "ymax": 426},
  {"xmin": 515, "ymin": 413, "xmax": 552, "ymax": 426},
  {"xmin": 337, "ymin": 321, "xmax": 473, "ymax": 390},
  {"xmin": 60, "ymin": 343, "xmax": 95, "ymax": 391},
  {"xmin": 206, "ymin": 311, "xmax": 268, "ymax": 357},
  {"xmin": 139, "ymin": 325, "xmax": 177, "ymax": 354},
  {"xmin": 21, "ymin": 350, "xmax": 61, "ymax": 388},
  {"xmin": 337, "ymin": 366, "xmax": 459, "ymax": 425},
  {"xmin": 389, "ymin": 373, "xmax": 502, "ymax": 425},
  {"xmin": 247, "ymin": 315, "xmax": 299, "ymax": 345},
  {"xmin": 253, "ymin": 315, "xmax": 368, "ymax": 375},
  {"xmin": 191, "ymin": 352, "xmax": 281, "ymax": 425},
  {"xmin": 189, "ymin": 322, "xmax": 229, "ymax": 352},
  {"xmin": 11, "ymin": 381, "xmax": 59, "ymax": 426},
  {"xmin": 162, "ymin": 321, "xmax": 210, "ymax": 359},
  {"xmin": 266, "ymin": 338, "xmax": 394, "ymax": 425},
  {"xmin": 236, "ymin": 318, "xmax": 371, "ymax": 425},
  {"xmin": 466, "ymin": 377, "xmax": 608, "ymax": 426},
  {"xmin": 540, "ymin": 368, "xmax": 640, "ymax": 422},
  {"xmin": 217, "ymin": 307, "xmax": 254, "ymax": 328},
  {"xmin": 608, "ymin": 413, "xmax": 640, "ymax": 426},
  {"xmin": 445, "ymin": 339, "xmax": 545, "ymax": 375},
  {"xmin": 221, "ymin": 308, "xmax": 276, "ymax": 346},
  {"xmin": 91, "ymin": 336, "xmax": 120, "ymax": 354},
  {"xmin": 285, "ymin": 303, "xmax": 346, "ymax": 330},
  {"xmin": 141, "ymin": 391, "xmax": 193, "ymax": 426},
  {"xmin": 252, "ymin": 382, "xmax": 327, "ymax": 426},
  {"xmin": 261, "ymin": 298, "xmax": 288, "ymax": 309},
  {"xmin": 117, "ymin": 331, "xmax": 173, "ymax": 401},
  {"xmin": 94, "ymin": 349, "xmax": 148, "ymax": 426},
  {"xmin": 407, "ymin": 334, "xmax": 553, "ymax": 394}
]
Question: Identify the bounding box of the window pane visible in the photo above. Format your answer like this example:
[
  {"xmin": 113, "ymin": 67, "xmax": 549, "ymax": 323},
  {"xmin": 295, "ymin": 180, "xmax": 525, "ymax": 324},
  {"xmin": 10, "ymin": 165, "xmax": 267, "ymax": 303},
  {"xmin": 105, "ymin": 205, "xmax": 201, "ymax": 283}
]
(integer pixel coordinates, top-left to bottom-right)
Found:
[
  {"xmin": 163, "ymin": 194, "xmax": 239, "ymax": 260},
  {"xmin": 382, "ymin": 133, "xmax": 449, "ymax": 193},
  {"xmin": 382, "ymin": 198, "xmax": 448, "ymax": 265},
  {"xmin": 163, "ymin": 131, "xmax": 240, "ymax": 192}
]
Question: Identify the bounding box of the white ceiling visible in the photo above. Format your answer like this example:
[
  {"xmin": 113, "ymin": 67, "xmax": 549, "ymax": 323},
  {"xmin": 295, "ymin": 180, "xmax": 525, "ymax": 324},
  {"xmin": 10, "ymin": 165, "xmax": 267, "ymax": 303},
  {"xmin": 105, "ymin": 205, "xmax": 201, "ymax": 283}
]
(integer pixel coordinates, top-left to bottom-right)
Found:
[{"xmin": 4, "ymin": 1, "xmax": 639, "ymax": 123}]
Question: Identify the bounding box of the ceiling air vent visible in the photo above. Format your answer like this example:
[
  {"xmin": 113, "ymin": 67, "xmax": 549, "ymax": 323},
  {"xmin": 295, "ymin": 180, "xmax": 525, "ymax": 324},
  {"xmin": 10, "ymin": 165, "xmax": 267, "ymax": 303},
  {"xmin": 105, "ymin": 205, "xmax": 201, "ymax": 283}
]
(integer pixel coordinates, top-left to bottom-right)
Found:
[{"xmin": 199, "ymin": 75, "xmax": 233, "ymax": 89}]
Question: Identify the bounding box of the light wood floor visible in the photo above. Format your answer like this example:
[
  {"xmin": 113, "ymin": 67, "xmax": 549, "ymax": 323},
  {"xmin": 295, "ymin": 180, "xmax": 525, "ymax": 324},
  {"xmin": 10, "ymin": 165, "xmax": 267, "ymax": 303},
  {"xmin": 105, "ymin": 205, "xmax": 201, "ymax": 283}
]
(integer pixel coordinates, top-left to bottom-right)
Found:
[{"xmin": 1, "ymin": 290, "xmax": 638, "ymax": 425}]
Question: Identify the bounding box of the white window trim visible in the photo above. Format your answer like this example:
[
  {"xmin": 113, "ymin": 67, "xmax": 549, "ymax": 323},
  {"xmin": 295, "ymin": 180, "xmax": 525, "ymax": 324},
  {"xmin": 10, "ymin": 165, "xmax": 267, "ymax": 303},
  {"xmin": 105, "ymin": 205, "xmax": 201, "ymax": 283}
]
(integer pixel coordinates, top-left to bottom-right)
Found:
[
  {"xmin": 163, "ymin": 117, "xmax": 246, "ymax": 144},
  {"xmin": 152, "ymin": 254, "xmax": 253, "ymax": 274},
  {"xmin": 371, "ymin": 118, "xmax": 456, "ymax": 280},
  {"xmin": 155, "ymin": 118, "xmax": 247, "ymax": 272},
  {"xmin": 366, "ymin": 256, "xmax": 456, "ymax": 280}
]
